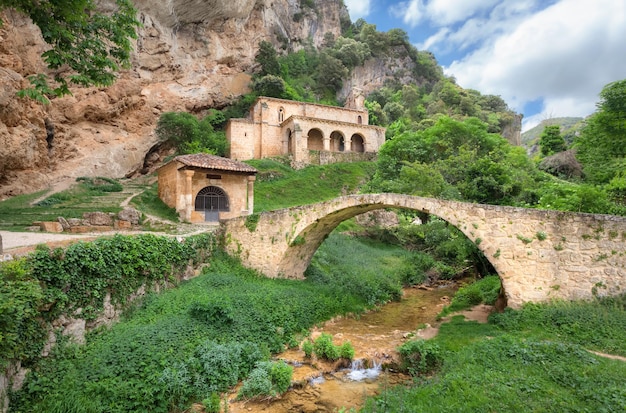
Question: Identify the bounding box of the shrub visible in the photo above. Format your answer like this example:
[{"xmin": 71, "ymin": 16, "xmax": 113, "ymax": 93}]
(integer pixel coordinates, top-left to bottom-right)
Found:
[
  {"xmin": 313, "ymin": 333, "xmax": 340, "ymax": 361},
  {"xmin": 202, "ymin": 393, "xmax": 221, "ymax": 413},
  {"xmin": 439, "ymin": 275, "xmax": 501, "ymax": 317},
  {"xmin": 302, "ymin": 340, "xmax": 314, "ymax": 358},
  {"xmin": 398, "ymin": 339, "xmax": 443, "ymax": 375},
  {"xmin": 237, "ymin": 365, "xmax": 273, "ymax": 399},
  {"xmin": 340, "ymin": 341, "xmax": 355, "ymax": 360},
  {"xmin": 311, "ymin": 333, "xmax": 354, "ymax": 361},
  {"xmin": 269, "ymin": 360, "xmax": 293, "ymax": 394},
  {"xmin": 237, "ymin": 360, "xmax": 293, "ymax": 399}
]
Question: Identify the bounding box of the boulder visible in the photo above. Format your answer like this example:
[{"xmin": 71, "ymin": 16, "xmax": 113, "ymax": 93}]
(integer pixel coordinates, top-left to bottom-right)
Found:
[
  {"xmin": 118, "ymin": 207, "xmax": 141, "ymax": 225},
  {"xmin": 57, "ymin": 216, "xmax": 70, "ymax": 230},
  {"xmin": 83, "ymin": 211, "xmax": 113, "ymax": 226},
  {"xmin": 39, "ymin": 221, "xmax": 63, "ymax": 233},
  {"xmin": 67, "ymin": 218, "xmax": 85, "ymax": 227}
]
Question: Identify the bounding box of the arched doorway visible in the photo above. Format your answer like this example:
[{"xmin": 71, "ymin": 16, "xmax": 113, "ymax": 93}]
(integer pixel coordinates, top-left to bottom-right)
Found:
[
  {"xmin": 330, "ymin": 131, "xmax": 345, "ymax": 152},
  {"xmin": 351, "ymin": 134, "xmax": 365, "ymax": 153},
  {"xmin": 307, "ymin": 129, "xmax": 324, "ymax": 151},
  {"xmin": 195, "ymin": 186, "xmax": 230, "ymax": 222}
]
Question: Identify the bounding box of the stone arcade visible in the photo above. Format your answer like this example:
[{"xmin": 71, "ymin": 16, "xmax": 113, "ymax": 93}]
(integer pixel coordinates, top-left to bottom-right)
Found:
[{"xmin": 226, "ymin": 94, "xmax": 386, "ymax": 167}]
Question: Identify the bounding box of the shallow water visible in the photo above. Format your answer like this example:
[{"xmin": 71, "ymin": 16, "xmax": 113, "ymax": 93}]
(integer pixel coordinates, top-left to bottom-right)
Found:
[{"xmin": 226, "ymin": 284, "xmax": 457, "ymax": 413}]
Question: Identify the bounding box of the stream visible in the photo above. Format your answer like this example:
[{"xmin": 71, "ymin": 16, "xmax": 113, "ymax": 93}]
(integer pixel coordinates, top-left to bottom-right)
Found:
[{"xmin": 225, "ymin": 284, "xmax": 458, "ymax": 413}]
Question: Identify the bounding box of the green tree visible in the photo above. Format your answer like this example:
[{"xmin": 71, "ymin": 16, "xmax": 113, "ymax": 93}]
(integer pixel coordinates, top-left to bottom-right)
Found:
[
  {"xmin": 316, "ymin": 51, "xmax": 348, "ymax": 93},
  {"xmin": 331, "ymin": 37, "xmax": 370, "ymax": 68},
  {"xmin": 155, "ymin": 112, "xmax": 227, "ymax": 156},
  {"xmin": 575, "ymin": 79, "xmax": 626, "ymax": 183},
  {"xmin": 255, "ymin": 40, "xmax": 280, "ymax": 77},
  {"xmin": 539, "ymin": 125, "xmax": 566, "ymax": 156},
  {"xmin": 252, "ymin": 75, "xmax": 288, "ymax": 99},
  {"xmin": 1, "ymin": 0, "xmax": 140, "ymax": 104}
]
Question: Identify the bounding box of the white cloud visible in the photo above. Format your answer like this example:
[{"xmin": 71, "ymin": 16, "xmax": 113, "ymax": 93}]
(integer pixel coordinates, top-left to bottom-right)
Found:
[
  {"xmin": 444, "ymin": 0, "xmax": 626, "ymax": 127},
  {"xmin": 344, "ymin": 0, "xmax": 371, "ymax": 20},
  {"xmin": 390, "ymin": 0, "xmax": 425, "ymax": 27},
  {"xmin": 418, "ymin": 27, "xmax": 450, "ymax": 51},
  {"xmin": 425, "ymin": 0, "xmax": 500, "ymax": 25}
]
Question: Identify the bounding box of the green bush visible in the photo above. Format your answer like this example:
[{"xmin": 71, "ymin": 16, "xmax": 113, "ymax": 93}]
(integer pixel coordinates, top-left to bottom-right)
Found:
[
  {"xmin": 202, "ymin": 393, "xmax": 221, "ymax": 413},
  {"xmin": 0, "ymin": 259, "xmax": 46, "ymax": 366},
  {"xmin": 269, "ymin": 360, "xmax": 294, "ymax": 394},
  {"xmin": 439, "ymin": 275, "xmax": 501, "ymax": 317},
  {"xmin": 237, "ymin": 360, "xmax": 293, "ymax": 399},
  {"xmin": 310, "ymin": 333, "xmax": 354, "ymax": 361},
  {"xmin": 340, "ymin": 341, "xmax": 355, "ymax": 360},
  {"xmin": 313, "ymin": 333, "xmax": 340, "ymax": 361},
  {"xmin": 398, "ymin": 339, "xmax": 443, "ymax": 375},
  {"xmin": 155, "ymin": 111, "xmax": 227, "ymax": 156},
  {"xmin": 302, "ymin": 340, "xmax": 314, "ymax": 358},
  {"xmin": 0, "ymin": 233, "xmax": 217, "ymax": 368}
]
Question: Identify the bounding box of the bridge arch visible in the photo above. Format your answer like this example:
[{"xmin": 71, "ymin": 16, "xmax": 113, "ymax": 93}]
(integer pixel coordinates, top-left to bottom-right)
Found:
[{"xmin": 223, "ymin": 194, "xmax": 626, "ymax": 309}]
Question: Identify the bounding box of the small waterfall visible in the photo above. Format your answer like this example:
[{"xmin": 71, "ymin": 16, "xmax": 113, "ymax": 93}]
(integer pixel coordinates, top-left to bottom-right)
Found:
[{"xmin": 346, "ymin": 359, "xmax": 381, "ymax": 381}]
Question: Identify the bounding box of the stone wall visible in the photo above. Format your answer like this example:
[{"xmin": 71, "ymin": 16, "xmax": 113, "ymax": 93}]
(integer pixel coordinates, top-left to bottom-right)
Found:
[
  {"xmin": 158, "ymin": 160, "xmax": 254, "ymax": 222},
  {"xmin": 227, "ymin": 97, "xmax": 386, "ymax": 164},
  {"xmin": 307, "ymin": 150, "xmax": 377, "ymax": 166},
  {"xmin": 223, "ymin": 194, "xmax": 626, "ymax": 309}
]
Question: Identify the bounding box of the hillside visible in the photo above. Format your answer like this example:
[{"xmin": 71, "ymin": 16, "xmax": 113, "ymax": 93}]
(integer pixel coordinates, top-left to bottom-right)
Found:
[
  {"xmin": 521, "ymin": 117, "xmax": 584, "ymax": 155},
  {"xmin": 0, "ymin": 0, "xmax": 521, "ymax": 199}
]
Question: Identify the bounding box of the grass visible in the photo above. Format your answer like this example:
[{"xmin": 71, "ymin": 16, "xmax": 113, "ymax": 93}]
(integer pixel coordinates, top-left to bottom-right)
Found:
[
  {"xmin": 248, "ymin": 159, "xmax": 376, "ymax": 212},
  {"xmin": 0, "ymin": 176, "xmax": 180, "ymax": 231},
  {"xmin": 129, "ymin": 182, "xmax": 180, "ymax": 223},
  {"xmin": 361, "ymin": 295, "xmax": 626, "ymax": 413},
  {"xmin": 437, "ymin": 275, "xmax": 501, "ymax": 318},
  {"xmin": 0, "ymin": 178, "xmax": 132, "ymax": 230},
  {"xmin": 10, "ymin": 233, "xmax": 419, "ymax": 412}
]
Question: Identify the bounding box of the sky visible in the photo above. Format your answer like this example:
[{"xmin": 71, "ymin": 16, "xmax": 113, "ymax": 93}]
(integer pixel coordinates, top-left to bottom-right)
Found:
[{"xmin": 343, "ymin": 0, "xmax": 626, "ymax": 131}]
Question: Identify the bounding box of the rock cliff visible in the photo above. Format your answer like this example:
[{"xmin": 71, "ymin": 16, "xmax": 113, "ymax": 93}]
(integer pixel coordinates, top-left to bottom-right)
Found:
[
  {"xmin": 0, "ymin": 0, "xmax": 348, "ymax": 198},
  {"xmin": 0, "ymin": 0, "xmax": 521, "ymax": 199}
]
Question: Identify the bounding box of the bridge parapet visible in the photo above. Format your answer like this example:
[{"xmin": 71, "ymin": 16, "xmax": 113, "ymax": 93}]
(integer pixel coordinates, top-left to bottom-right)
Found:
[{"xmin": 223, "ymin": 194, "xmax": 626, "ymax": 309}]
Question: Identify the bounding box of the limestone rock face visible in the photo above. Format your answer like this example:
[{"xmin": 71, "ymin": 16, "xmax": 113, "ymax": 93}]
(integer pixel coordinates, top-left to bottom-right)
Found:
[{"xmin": 0, "ymin": 0, "xmax": 347, "ymax": 198}]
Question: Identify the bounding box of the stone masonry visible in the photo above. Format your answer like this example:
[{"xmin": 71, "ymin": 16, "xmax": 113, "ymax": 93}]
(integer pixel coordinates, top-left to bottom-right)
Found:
[{"xmin": 223, "ymin": 194, "xmax": 626, "ymax": 309}]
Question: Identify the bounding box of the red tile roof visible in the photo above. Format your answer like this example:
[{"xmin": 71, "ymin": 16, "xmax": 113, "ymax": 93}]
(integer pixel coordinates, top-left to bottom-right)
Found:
[{"xmin": 174, "ymin": 154, "xmax": 257, "ymax": 174}]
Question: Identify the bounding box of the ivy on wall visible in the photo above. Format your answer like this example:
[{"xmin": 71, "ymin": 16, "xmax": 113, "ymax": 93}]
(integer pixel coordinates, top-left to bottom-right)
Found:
[{"xmin": 0, "ymin": 233, "xmax": 216, "ymax": 367}]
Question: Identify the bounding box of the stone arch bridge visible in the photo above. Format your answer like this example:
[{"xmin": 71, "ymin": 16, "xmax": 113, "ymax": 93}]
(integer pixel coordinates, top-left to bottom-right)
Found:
[{"xmin": 223, "ymin": 194, "xmax": 626, "ymax": 309}]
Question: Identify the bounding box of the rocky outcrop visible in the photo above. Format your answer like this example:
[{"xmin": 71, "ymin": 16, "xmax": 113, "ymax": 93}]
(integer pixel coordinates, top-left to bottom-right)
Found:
[
  {"xmin": 0, "ymin": 0, "xmax": 348, "ymax": 198},
  {"xmin": 339, "ymin": 47, "xmax": 418, "ymax": 102}
]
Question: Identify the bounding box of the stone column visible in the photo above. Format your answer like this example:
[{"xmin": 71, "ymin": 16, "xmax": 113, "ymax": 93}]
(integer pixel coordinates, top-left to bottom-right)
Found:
[
  {"xmin": 323, "ymin": 136, "xmax": 330, "ymax": 151},
  {"xmin": 344, "ymin": 136, "xmax": 351, "ymax": 152},
  {"xmin": 247, "ymin": 175, "xmax": 256, "ymax": 214},
  {"xmin": 183, "ymin": 170, "xmax": 194, "ymax": 222},
  {"xmin": 292, "ymin": 125, "xmax": 303, "ymax": 163}
]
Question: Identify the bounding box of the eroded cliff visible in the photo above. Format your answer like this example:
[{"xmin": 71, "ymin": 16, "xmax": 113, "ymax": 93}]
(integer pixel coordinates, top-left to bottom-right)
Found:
[{"xmin": 0, "ymin": 0, "xmax": 348, "ymax": 198}]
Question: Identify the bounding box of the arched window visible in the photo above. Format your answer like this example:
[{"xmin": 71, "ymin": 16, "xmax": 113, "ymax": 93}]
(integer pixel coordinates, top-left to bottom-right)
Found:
[
  {"xmin": 357, "ymin": 115, "xmax": 362, "ymax": 124},
  {"xmin": 278, "ymin": 107, "xmax": 285, "ymax": 122},
  {"xmin": 195, "ymin": 186, "xmax": 230, "ymax": 211}
]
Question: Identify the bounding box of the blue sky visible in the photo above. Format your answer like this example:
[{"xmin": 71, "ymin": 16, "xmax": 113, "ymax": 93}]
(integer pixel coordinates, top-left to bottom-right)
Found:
[{"xmin": 344, "ymin": 0, "xmax": 626, "ymax": 131}]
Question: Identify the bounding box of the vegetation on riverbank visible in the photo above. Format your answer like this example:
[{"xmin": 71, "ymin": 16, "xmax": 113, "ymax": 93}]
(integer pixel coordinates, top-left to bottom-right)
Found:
[
  {"xmin": 7, "ymin": 233, "xmax": 421, "ymax": 412},
  {"xmin": 362, "ymin": 293, "xmax": 626, "ymax": 413}
]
